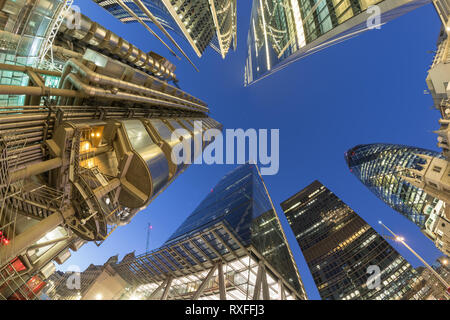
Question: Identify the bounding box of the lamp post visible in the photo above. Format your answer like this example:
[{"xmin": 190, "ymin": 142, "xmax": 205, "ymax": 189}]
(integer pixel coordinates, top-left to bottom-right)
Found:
[{"xmin": 378, "ymin": 221, "xmax": 450, "ymax": 293}]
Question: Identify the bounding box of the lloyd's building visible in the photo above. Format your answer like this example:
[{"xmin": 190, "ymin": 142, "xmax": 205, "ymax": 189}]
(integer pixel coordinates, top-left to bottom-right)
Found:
[{"xmin": 0, "ymin": 0, "xmax": 220, "ymax": 300}]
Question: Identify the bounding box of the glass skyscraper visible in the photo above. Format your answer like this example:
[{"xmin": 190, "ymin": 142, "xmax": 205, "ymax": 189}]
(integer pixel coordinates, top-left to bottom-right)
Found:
[
  {"xmin": 92, "ymin": 0, "xmax": 237, "ymax": 58},
  {"xmin": 345, "ymin": 144, "xmax": 444, "ymax": 231},
  {"xmin": 281, "ymin": 181, "xmax": 420, "ymax": 300},
  {"xmin": 112, "ymin": 164, "xmax": 307, "ymax": 300},
  {"xmin": 244, "ymin": 0, "xmax": 430, "ymax": 86}
]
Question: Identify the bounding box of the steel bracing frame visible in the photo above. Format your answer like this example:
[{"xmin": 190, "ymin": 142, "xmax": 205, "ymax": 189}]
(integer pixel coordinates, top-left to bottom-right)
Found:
[
  {"xmin": 116, "ymin": 222, "xmax": 302, "ymax": 300},
  {"xmin": 38, "ymin": 0, "xmax": 75, "ymax": 72}
]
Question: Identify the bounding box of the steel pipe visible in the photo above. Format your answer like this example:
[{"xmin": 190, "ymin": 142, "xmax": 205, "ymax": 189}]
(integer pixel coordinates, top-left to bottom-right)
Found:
[
  {"xmin": 61, "ymin": 59, "xmax": 207, "ymax": 111},
  {"xmin": 0, "ymin": 84, "xmax": 82, "ymax": 98},
  {"xmin": 0, "ymin": 63, "xmax": 61, "ymax": 77},
  {"xmin": 60, "ymin": 14, "xmax": 177, "ymax": 81},
  {"xmin": 61, "ymin": 73, "xmax": 204, "ymax": 112},
  {"xmin": 9, "ymin": 157, "xmax": 62, "ymax": 183}
]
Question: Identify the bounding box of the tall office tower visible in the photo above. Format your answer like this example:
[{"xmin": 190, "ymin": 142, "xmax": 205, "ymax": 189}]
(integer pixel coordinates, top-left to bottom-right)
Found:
[
  {"xmin": 281, "ymin": 181, "xmax": 421, "ymax": 300},
  {"xmin": 92, "ymin": 0, "xmax": 237, "ymax": 59},
  {"xmin": 97, "ymin": 164, "xmax": 307, "ymax": 300},
  {"xmin": 244, "ymin": 0, "xmax": 430, "ymax": 86},
  {"xmin": 0, "ymin": 0, "xmax": 221, "ymax": 300},
  {"xmin": 345, "ymin": 144, "xmax": 450, "ymax": 256}
]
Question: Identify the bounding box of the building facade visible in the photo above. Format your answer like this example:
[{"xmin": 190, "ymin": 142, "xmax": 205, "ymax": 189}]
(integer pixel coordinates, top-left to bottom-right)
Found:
[
  {"xmin": 0, "ymin": 0, "xmax": 221, "ymax": 300},
  {"xmin": 92, "ymin": 0, "xmax": 237, "ymax": 59},
  {"xmin": 418, "ymin": 3, "xmax": 450, "ymax": 206},
  {"xmin": 345, "ymin": 144, "xmax": 450, "ymax": 256},
  {"xmin": 65, "ymin": 164, "xmax": 307, "ymax": 300},
  {"xmin": 44, "ymin": 256, "xmax": 130, "ymax": 300},
  {"xmin": 244, "ymin": 0, "xmax": 430, "ymax": 86},
  {"xmin": 281, "ymin": 180, "xmax": 420, "ymax": 300}
]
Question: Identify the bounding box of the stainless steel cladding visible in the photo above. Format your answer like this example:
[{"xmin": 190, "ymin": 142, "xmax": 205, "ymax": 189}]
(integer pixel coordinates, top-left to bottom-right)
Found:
[
  {"xmin": 88, "ymin": 23, "xmax": 108, "ymax": 46},
  {"xmin": 121, "ymin": 119, "xmax": 169, "ymax": 199},
  {"xmin": 179, "ymin": 119, "xmax": 203, "ymax": 159},
  {"xmin": 58, "ymin": 55, "xmax": 207, "ymax": 112},
  {"xmin": 145, "ymin": 119, "xmax": 186, "ymax": 177},
  {"xmin": 59, "ymin": 13, "xmax": 176, "ymax": 81},
  {"xmin": 104, "ymin": 32, "xmax": 120, "ymax": 52},
  {"xmin": 167, "ymin": 119, "xmax": 194, "ymax": 168},
  {"xmin": 67, "ymin": 14, "xmax": 93, "ymax": 40}
]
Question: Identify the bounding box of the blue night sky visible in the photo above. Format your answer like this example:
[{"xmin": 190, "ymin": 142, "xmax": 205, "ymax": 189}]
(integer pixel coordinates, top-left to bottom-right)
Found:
[{"xmin": 64, "ymin": 1, "xmax": 443, "ymax": 300}]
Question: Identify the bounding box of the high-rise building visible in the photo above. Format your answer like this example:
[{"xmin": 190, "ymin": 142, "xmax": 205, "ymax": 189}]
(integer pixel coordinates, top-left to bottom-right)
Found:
[
  {"xmin": 92, "ymin": 0, "xmax": 237, "ymax": 59},
  {"xmin": 244, "ymin": 0, "xmax": 430, "ymax": 86},
  {"xmin": 345, "ymin": 144, "xmax": 450, "ymax": 256},
  {"xmin": 69, "ymin": 164, "xmax": 307, "ymax": 300},
  {"xmin": 281, "ymin": 181, "xmax": 421, "ymax": 300},
  {"xmin": 0, "ymin": 0, "xmax": 221, "ymax": 300}
]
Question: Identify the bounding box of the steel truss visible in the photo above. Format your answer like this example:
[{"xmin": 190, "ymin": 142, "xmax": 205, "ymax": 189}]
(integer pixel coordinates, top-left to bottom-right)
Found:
[{"xmin": 116, "ymin": 222, "xmax": 302, "ymax": 300}]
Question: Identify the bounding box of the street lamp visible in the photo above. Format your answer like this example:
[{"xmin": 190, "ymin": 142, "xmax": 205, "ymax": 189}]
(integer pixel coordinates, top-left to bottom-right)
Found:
[{"xmin": 378, "ymin": 221, "xmax": 450, "ymax": 293}]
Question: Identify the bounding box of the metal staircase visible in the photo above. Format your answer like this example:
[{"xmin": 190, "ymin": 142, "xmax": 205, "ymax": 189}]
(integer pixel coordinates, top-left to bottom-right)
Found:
[{"xmin": 5, "ymin": 183, "xmax": 65, "ymax": 221}]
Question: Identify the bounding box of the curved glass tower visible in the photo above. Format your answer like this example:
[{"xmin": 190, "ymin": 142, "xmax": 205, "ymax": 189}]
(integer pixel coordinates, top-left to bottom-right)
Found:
[{"xmin": 345, "ymin": 144, "xmax": 443, "ymax": 229}]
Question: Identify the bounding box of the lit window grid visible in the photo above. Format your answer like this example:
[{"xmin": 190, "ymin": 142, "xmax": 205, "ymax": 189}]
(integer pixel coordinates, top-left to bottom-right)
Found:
[
  {"xmin": 282, "ymin": 182, "xmax": 419, "ymax": 300},
  {"xmin": 347, "ymin": 144, "xmax": 444, "ymax": 229}
]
